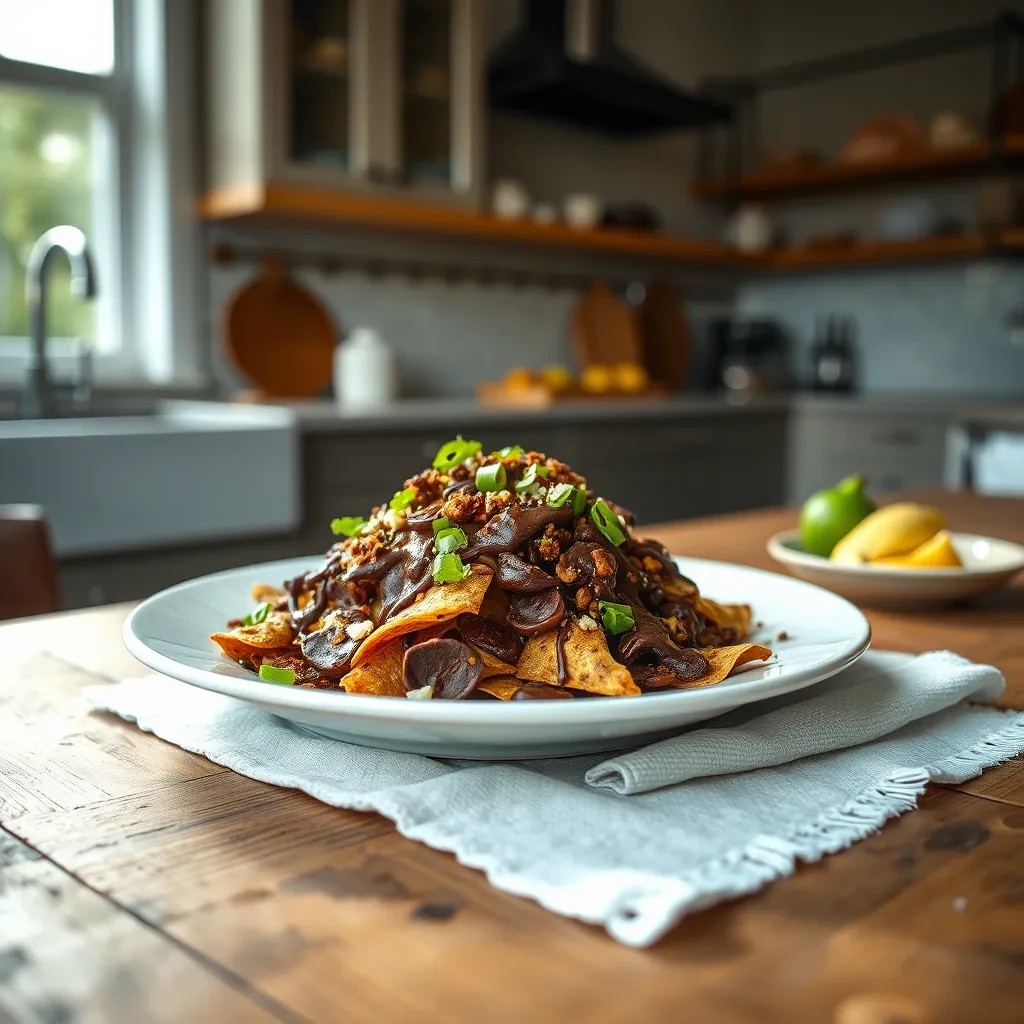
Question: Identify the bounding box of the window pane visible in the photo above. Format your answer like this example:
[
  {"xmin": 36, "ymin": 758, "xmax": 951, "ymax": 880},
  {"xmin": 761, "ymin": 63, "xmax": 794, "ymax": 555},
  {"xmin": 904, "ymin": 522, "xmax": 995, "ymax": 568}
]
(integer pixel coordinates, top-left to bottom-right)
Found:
[
  {"xmin": 0, "ymin": 0, "xmax": 114, "ymax": 76},
  {"xmin": 0, "ymin": 86, "xmax": 99, "ymax": 341},
  {"xmin": 290, "ymin": 0, "xmax": 351, "ymax": 169},
  {"xmin": 401, "ymin": 0, "xmax": 452, "ymax": 185}
]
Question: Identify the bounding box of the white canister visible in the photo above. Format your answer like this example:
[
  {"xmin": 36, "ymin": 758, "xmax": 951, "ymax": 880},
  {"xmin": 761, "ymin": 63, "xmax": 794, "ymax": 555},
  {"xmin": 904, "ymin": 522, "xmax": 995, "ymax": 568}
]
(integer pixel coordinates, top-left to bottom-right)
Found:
[{"xmin": 334, "ymin": 327, "xmax": 398, "ymax": 408}]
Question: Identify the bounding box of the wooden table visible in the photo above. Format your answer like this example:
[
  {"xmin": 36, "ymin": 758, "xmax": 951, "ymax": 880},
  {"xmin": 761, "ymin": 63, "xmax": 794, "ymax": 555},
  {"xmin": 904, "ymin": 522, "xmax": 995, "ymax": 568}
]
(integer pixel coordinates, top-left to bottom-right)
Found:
[{"xmin": 3, "ymin": 491, "xmax": 1023, "ymax": 1024}]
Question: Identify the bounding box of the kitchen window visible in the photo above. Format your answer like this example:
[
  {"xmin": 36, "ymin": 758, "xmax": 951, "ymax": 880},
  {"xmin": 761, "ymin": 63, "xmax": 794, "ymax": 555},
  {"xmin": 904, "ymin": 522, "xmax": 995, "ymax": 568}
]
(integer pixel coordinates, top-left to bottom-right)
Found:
[{"xmin": 0, "ymin": 0, "xmax": 200, "ymax": 386}]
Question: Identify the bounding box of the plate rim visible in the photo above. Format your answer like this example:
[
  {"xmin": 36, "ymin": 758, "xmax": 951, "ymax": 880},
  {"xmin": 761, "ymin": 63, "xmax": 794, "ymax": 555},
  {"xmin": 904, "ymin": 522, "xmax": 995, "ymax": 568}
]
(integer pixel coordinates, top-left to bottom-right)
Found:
[
  {"xmin": 123, "ymin": 554, "xmax": 872, "ymax": 725},
  {"xmin": 767, "ymin": 528, "xmax": 1024, "ymax": 579}
]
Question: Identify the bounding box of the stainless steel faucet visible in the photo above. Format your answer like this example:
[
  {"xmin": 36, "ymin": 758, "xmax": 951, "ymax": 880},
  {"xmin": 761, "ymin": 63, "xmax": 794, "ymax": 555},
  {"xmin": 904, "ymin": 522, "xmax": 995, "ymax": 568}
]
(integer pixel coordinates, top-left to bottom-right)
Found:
[{"xmin": 22, "ymin": 226, "xmax": 97, "ymax": 419}]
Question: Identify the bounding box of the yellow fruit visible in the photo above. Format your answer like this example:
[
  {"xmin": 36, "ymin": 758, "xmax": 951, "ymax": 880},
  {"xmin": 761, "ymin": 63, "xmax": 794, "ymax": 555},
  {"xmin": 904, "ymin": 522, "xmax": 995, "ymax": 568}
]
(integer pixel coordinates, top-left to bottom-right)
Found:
[
  {"xmin": 504, "ymin": 367, "xmax": 536, "ymax": 390},
  {"xmin": 873, "ymin": 530, "xmax": 963, "ymax": 568},
  {"xmin": 613, "ymin": 362, "xmax": 649, "ymax": 393},
  {"xmin": 581, "ymin": 364, "xmax": 614, "ymax": 393},
  {"xmin": 829, "ymin": 503, "xmax": 946, "ymax": 565},
  {"xmin": 540, "ymin": 364, "xmax": 574, "ymax": 391}
]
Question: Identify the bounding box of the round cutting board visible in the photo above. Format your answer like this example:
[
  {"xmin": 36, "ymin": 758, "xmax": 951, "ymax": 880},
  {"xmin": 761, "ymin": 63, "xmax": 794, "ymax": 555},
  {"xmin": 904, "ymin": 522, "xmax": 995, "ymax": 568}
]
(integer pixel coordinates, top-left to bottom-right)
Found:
[
  {"xmin": 636, "ymin": 279, "xmax": 691, "ymax": 391},
  {"xmin": 223, "ymin": 259, "xmax": 337, "ymax": 398},
  {"xmin": 571, "ymin": 280, "xmax": 642, "ymax": 369}
]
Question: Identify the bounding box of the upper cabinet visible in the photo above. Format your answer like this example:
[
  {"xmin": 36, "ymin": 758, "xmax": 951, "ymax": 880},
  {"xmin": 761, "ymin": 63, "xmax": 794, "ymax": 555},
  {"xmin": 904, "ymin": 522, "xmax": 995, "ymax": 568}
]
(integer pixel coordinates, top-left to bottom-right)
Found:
[{"xmin": 204, "ymin": 0, "xmax": 484, "ymax": 207}]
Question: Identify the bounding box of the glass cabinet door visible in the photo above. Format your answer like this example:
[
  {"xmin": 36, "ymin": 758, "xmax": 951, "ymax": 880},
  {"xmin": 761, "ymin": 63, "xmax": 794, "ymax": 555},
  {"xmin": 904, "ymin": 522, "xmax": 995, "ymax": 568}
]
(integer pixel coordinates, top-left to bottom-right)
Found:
[
  {"xmin": 288, "ymin": 0, "xmax": 352, "ymax": 170},
  {"xmin": 399, "ymin": 0, "xmax": 453, "ymax": 187}
]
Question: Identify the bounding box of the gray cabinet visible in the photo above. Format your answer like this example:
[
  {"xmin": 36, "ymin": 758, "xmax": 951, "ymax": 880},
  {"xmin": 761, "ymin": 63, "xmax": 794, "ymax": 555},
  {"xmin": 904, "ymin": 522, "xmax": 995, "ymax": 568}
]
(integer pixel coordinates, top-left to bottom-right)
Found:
[
  {"xmin": 204, "ymin": 0, "xmax": 484, "ymax": 206},
  {"xmin": 788, "ymin": 407, "xmax": 948, "ymax": 503},
  {"xmin": 571, "ymin": 414, "xmax": 788, "ymax": 524}
]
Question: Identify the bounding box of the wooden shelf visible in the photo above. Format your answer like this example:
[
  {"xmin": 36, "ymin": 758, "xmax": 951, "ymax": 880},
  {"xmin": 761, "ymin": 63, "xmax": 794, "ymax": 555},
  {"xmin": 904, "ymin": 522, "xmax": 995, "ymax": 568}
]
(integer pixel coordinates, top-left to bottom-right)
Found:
[
  {"xmin": 763, "ymin": 234, "xmax": 991, "ymax": 270},
  {"xmin": 690, "ymin": 137, "xmax": 1024, "ymax": 202},
  {"xmin": 200, "ymin": 184, "xmax": 1024, "ymax": 275},
  {"xmin": 200, "ymin": 183, "xmax": 746, "ymax": 269}
]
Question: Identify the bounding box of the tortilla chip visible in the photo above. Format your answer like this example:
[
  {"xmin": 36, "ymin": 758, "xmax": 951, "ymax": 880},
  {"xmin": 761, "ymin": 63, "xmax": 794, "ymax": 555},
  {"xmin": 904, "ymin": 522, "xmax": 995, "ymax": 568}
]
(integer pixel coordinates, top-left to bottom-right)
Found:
[
  {"xmin": 476, "ymin": 646, "xmax": 516, "ymax": 680},
  {"xmin": 351, "ymin": 564, "xmax": 493, "ymax": 667},
  {"xmin": 670, "ymin": 643, "xmax": 772, "ymax": 689},
  {"xmin": 340, "ymin": 641, "xmax": 406, "ymax": 697},
  {"xmin": 696, "ymin": 597, "xmax": 752, "ymax": 639},
  {"xmin": 477, "ymin": 677, "xmax": 575, "ymax": 700},
  {"xmin": 476, "ymin": 676, "xmax": 523, "ymax": 700},
  {"xmin": 516, "ymin": 623, "xmax": 640, "ymax": 697},
  {"xmin": 251, "ymin": 582, "xmax": 286, "ymax": 604},
  {"xmin": 211, "ymin": 612, "xmax": 295, "ymax": 661}
]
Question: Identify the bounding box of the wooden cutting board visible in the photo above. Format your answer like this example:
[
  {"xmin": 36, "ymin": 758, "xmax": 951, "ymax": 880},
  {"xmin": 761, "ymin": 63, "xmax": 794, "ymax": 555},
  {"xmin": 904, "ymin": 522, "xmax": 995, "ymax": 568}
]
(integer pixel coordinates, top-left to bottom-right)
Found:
[
  {"xmin": 223, "ymin": 259, "xmax": 337, "ymax": 397},
  {"xmin": 636, "ymin": 279, "xmax": 691, "ymax": 391},
  {"xmin": 571, "ymin": 280, "xmax": 642, "ymax": 368}
]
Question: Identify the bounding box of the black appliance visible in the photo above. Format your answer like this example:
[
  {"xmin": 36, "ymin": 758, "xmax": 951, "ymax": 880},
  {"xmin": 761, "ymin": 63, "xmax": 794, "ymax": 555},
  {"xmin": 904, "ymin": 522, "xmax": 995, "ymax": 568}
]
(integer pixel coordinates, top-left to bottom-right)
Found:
[
  {"xmin": 809, "ymin": 316, "xmax": 858, "ymax": 392},
  {"xmin": 706, "ymin": 319, "xmax": 791, "ymax": 394},
  {"xmin": 487, "ymin": 0, "xmax": 733, "ymax": 137}
]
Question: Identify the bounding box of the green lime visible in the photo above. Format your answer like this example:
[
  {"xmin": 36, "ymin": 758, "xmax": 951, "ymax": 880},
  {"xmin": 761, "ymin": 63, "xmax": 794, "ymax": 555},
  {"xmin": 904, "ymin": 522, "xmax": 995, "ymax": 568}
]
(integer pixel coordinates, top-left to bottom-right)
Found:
[{"xmin": 799, "ymin": 475, "xmax": 875, "ymax": 557}]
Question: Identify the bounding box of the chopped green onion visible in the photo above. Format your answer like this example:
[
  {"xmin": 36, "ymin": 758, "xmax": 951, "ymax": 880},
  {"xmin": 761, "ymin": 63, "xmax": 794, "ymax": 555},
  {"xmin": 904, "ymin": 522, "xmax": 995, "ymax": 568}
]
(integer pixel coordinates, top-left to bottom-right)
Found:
[
  {"xmin": 475, "ymin": 463, "xmax": 507, "ymax": 492},
  {"xmin": 432, "ymin": 436, "xmax": 483, "ymax": 471},
  {"xmin": 431, "ymin": 552, "xmax": 471, "ymax": 584},
  {"xmin": 431, "ymin": 516, "xmax": 453, "ymax": 536},
  {"xmin": 330, "ymin": 516, "xmax": 366, "ymax": 537},
  {"xmin": 599, "ymin": 601, "xmax": 635, "ymax": 635},
  {"xmin": 514, "ymin": 463, "xmax": 549, "ymax": 493},
  {"xmin": 591, "ymin": 499, "xmax": 626, "ymax": 546},
  {"xmin": 242, "ymin": 602, "xmax": 273, "ymax": 627},
  {"xmin": 258, "ymin": 663, "xmax": 295, "ymax": 685},
  {"xmin": 389, "ymin": 487, "xmax": 416, "ymax": 512},
  {"xmin": 546, "ymin": 482, "xmax": 575, "ymax": 508},
  {"xmin": 494, "ymin": 445, "xmax": 524, "ymax": 459},
  {"xmin": 435, "ymin": 526, "xmax": 468, "ymax": 554},
  {"xmin": 546, "ymin": 482, "xmax": 587, "ymax": 515}
]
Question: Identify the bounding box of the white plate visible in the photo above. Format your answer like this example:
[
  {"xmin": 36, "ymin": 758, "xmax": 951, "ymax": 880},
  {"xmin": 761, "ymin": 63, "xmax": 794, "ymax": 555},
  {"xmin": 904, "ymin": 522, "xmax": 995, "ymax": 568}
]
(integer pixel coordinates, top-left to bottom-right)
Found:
[
  {"xmin": 123, "ymin": 556, "xmax": 871, "ymax": 759},
  {"xmin": 768, "ymin": 530, "xmax": 1024, "ymax": 607}
]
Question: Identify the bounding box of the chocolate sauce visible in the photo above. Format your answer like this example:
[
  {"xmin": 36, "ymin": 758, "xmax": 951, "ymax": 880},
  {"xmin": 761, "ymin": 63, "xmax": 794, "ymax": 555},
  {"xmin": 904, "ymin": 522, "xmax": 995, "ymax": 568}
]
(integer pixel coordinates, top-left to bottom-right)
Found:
[
  {"xmin": 462, "ymin": 504, "xmax": 573, "ymax": 559},
  {"xmin": 457, "ymin": 614, "xmax": 523, "ymax": 664},
  {"xmin": 554, "ymin": 616, "xmax": 574, "ymax": 685},
  {"xmin": 494, "ymin": 552, "xmax": 558, "ymax": 592},
  {"xmin": 506, "ymin": 588, "xmax": 565, "ymax": 636},
  {"xmin": 299, "ymin": 624, "xmax": 359, "ymax": 677},
  {"xmin": 405, "ymin": 501, "xmax": 444, "ymax": 529},
  {"xmin": 378, "ymin": 530, "xmax": 437, "ymax": 619},
  {"xmin": 512, "ymin": 684, "xmax": 573, "ymax": 700},
  {"xmin": 442, "ymin": 479, "xmax": 476, "ymax": 499},
  {"xmin": 403, "ymin": 637, "xmax": 483, "ymax": 699}
]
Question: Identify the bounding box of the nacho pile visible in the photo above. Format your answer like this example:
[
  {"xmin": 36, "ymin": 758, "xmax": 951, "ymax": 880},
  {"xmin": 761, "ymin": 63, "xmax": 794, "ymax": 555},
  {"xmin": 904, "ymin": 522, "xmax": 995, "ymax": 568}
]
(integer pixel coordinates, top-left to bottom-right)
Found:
[{"xmin": 212, "ymin": 438, "xmax": 771, "ymax": 699}]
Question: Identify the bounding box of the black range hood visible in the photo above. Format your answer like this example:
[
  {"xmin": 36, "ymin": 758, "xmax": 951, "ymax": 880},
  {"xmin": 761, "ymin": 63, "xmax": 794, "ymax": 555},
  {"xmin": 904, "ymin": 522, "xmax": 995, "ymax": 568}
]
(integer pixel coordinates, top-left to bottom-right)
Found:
[{"xmin": 488, "ymin": 0, "xmax": 733, "ymax": 137}]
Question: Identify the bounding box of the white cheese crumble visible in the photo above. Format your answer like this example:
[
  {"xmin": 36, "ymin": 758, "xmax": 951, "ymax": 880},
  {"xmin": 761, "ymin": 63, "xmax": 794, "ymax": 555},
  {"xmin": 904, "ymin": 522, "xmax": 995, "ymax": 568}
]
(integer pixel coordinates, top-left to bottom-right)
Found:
[
  {"xmin": 406, "ymin": 684, "xmax": 435, "ymax": 700},
  {"xmin": 345, "ymin": 619, "xmax": 374, "ymax": 641},
  {"xmin": 383, "ymin": 508, "xmax": 407, "ymax": 531},
  {"xmin": 578, "ymin": 614, "xmax": 599, "ymax": 631}
]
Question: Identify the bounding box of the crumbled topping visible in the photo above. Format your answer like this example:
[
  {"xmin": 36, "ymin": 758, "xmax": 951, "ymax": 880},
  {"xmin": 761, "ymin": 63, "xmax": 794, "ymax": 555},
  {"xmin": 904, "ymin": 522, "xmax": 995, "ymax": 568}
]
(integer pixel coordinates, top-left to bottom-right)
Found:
[
  {"xmin": 345, "ymin": 619, "xmax": 374, "ymax": 641},
  {"xmin": 578, "ymin": 615, "xmax": 599, "ymax": 631}
]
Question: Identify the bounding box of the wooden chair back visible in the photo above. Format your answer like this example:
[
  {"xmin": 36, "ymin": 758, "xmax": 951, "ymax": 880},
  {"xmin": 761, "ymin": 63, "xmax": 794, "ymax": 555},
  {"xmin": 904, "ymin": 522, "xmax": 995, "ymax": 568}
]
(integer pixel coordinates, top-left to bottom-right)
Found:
[{"xmin": 0, "ymin": 505, "xmax": 60, "ymax": 619}]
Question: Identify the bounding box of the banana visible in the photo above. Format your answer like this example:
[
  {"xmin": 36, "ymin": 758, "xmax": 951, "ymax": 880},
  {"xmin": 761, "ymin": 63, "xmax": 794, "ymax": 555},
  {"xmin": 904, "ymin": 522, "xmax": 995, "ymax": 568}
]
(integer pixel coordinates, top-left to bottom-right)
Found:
[{"xmin": 829, "ymin": 503, "xmax": 946, "ymax": 565}]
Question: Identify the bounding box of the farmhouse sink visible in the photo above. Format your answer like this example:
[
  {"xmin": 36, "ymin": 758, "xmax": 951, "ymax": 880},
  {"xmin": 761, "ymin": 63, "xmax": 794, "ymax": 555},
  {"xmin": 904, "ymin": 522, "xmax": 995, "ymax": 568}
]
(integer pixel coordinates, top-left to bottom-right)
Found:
[{"xmin": 0, "ymin": 402, "xmax": 300, "ymax": 556}]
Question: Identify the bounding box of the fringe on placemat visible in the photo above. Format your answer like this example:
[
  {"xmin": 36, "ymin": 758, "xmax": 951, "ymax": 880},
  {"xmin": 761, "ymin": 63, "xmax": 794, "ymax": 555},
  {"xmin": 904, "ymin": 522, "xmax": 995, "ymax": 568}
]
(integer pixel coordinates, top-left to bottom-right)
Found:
[{"xmin": 606, "ymin": 712, "xmax": 1024, "ymax": 946}]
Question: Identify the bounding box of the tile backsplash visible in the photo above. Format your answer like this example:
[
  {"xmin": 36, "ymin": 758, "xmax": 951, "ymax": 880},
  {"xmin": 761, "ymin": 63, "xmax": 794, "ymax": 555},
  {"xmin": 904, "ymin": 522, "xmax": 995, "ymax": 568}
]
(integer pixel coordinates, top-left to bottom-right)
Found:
[{"xmin": 738, "ymin": 262, "xmax": 1024, "ymax": 396}]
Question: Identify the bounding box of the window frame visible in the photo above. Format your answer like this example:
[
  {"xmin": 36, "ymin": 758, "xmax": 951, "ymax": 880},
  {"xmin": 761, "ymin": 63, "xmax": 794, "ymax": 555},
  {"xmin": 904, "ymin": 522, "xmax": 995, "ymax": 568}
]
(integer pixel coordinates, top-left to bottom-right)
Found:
[{"xmin": 0, "ymin": 0, "xmax": 202, "ymax": 388}]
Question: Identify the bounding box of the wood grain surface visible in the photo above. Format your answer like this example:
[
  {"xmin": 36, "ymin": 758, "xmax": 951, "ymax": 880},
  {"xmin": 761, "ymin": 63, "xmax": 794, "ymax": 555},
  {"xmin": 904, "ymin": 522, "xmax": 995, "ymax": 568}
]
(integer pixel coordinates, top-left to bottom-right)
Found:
[{"xmin": 2, "ymin": 490, "xmax": 1023, "ymax": 1023}]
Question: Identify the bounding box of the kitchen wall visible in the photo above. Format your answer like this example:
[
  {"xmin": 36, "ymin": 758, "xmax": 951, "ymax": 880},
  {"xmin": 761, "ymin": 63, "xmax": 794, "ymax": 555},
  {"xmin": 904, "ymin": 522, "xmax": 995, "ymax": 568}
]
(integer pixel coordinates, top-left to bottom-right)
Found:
[
  {"xmin": 206, "ymin": 0, "xmax": 750, "ymax": 397},
  {"xmin": 204, "ymin": 1, "xmax": 1024, "ymax": 400},
  {"xmin": 735, "ymin": 0, "xmax": 1024, "ymax": 395}
]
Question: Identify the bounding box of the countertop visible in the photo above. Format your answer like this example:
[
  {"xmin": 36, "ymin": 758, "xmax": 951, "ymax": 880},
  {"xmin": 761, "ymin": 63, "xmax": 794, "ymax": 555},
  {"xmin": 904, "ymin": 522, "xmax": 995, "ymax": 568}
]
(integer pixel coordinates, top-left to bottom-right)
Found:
[{"xmin": 4, "ymin": 491, "xmax": 1023, "ymax": 1022}]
